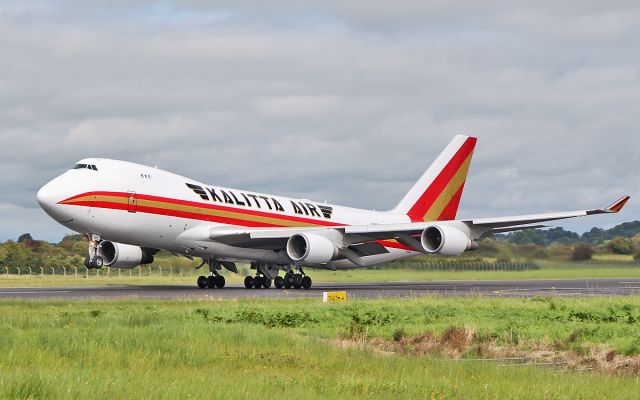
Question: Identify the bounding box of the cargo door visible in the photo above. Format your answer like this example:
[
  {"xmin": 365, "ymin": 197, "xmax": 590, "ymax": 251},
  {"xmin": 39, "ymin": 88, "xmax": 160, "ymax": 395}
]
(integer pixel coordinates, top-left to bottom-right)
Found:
[{"xmin": 127, "ymin": 191, "xmax": 137, "ymax": 213}]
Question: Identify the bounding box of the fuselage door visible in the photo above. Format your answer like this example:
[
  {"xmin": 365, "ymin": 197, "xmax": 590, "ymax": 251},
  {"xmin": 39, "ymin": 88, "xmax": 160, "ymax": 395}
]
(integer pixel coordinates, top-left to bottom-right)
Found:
[{"xmin": 127, "ymin": 191, "xmax": 137, "ymax": 213}]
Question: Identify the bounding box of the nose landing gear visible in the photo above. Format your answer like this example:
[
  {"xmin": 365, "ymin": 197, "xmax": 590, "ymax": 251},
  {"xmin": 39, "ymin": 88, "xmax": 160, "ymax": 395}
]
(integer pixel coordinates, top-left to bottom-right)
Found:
[{"xmin": 84, "ymin": 234, "xmax": 104, "ymax": 269}]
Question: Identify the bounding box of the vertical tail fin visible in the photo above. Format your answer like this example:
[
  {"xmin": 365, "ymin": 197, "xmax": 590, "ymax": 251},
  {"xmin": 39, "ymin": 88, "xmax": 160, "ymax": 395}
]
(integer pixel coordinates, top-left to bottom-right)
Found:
[{"xmin": 393, "ymin": 135, "xmax": 476, "ymax": 221}]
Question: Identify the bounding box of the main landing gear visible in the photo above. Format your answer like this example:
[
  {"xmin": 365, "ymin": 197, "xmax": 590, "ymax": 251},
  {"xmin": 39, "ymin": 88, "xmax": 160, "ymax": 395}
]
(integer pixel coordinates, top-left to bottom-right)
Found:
[
  {"xmin": 243, "ymin": 264, "xmax": 313, "ymax": 290},
  {"xmin": 194, "ymin": 259, "xmax": 314, "ymax": 290},
  {"xmin": 280, "ymin": 272, "xmax": 312, "ymax": 289},
  {"xmin": 197, "ymin": 259, "xmax": 226, "ymax": 289},
  {"xmin": 243, "ymin": 275, "xmax": 272, "ymax": 289}
]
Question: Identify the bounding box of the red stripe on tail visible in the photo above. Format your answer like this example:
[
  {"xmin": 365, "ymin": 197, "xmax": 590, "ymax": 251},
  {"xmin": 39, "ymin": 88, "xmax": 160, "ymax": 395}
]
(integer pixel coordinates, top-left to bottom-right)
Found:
[{"xmin": 407, "ymin": 137, "xmax": 476, "ymax": 221}]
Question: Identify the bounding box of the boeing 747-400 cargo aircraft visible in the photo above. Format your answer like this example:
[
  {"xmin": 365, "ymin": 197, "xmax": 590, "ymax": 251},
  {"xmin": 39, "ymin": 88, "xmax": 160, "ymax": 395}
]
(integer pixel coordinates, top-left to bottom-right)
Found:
[{"xmin": 37, "ymin": 135, "xmax": 630, "ymax": 289}]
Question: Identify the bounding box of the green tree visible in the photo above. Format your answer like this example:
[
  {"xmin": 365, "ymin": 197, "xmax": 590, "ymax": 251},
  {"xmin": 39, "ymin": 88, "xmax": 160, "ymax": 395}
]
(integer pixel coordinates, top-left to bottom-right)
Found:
[
  {"xmin": 607, "ymin": 237, "xmax": 634, "ymax": 255},
  {"xmin": 0, "ymin": 241, "xmax": 32, "ymax": 270},
  {"xmin": 17, "ymin": 233, "xmax": 33, "ymax": 243}
]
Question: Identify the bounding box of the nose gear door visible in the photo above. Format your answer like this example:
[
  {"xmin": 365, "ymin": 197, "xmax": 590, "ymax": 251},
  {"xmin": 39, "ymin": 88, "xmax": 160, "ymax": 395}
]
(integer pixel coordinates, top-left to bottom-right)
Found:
[{"xmin": 127, "ymin": 191, "xmax": 137, "ymax": 213}]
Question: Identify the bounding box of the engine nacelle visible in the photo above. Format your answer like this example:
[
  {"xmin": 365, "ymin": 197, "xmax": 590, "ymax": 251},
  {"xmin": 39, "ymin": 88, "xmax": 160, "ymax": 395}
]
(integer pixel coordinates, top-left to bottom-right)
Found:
[
  {"xmin": 97, "ymin": 241, "xmax": 154, "ymax": 269},
  {"xmin": 286, "ymin": 233, "xmax": 339, "ymax": 264},
  {"xmin": 420, "ymin": 225, "xmax": 477, "ymax": 256}
]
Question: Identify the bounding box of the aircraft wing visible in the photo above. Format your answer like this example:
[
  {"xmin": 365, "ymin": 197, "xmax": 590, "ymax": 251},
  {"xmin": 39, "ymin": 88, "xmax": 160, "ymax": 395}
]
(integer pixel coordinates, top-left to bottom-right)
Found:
[
  {"xmin": 343, "ymin": 195, "xmax": 631, "ymax": 241},
  {"xmin": 180, "ymin": 195, "xmax": 630, "ymax": 251}
]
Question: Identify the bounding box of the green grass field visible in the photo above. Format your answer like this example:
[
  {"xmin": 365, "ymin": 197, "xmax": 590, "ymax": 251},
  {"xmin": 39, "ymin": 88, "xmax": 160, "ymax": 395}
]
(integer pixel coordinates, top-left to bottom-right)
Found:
[{"xmin": 1, "ymin": 297, "xmax": 640, "ymax": 399}]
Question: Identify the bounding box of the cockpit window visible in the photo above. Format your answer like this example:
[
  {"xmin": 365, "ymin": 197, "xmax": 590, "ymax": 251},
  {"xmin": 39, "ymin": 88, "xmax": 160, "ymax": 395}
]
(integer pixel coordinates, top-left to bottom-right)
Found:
[{"xmin": 74, "ymin": 163, "xmax": 98, "ymax": 171}]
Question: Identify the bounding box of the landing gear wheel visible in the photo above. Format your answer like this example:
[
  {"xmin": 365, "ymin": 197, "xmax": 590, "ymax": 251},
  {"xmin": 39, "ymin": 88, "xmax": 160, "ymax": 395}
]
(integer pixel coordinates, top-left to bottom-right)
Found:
[
  {"xmin": 94, "ymin": 256, "xmax": 104, "ymax": 269},
  {"xmin": 292, "ymin": 274, "xmax": 303, "ymax": 289},
  {"xmin": 214, "ymin": 275, "xmax": 225, "ymax": 289},
  {"xmin": 253, "ymin": 276, "xmax": 264, "ymax": 289},
  {"xmin": 206, "ymin": 276, "xmax": 217, "ymax": 289},
  {"xmin": 283, "ymin": 274, "xmax": 293, "ymax": 289},
  {"xmin": 197, "ymin": 275, "xmax": 207, "ymax": 289},
  {"xmin": 244, "ymin": 276, "xmax": 254, "ymax": 289},
  {"xmin": 274, "ymin": 276, "xmax": 284, "ymax": 289},
  {"xmin": 263, "ymin": 278, "xmax": 272, "ymax": 289},
  {"xmin": 302, "ymin": 276, "xmax": 312, "ymax": 289},
  {"xmin": 84, "ymin": 255, "xmax": 93, "ymax": 269}
]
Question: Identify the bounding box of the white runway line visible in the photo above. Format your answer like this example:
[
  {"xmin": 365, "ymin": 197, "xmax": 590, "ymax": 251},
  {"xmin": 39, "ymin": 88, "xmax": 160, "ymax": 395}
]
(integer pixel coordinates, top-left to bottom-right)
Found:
[{"xmin": 0, "ymin": 290, "xmax": 70, "ymax": 294}]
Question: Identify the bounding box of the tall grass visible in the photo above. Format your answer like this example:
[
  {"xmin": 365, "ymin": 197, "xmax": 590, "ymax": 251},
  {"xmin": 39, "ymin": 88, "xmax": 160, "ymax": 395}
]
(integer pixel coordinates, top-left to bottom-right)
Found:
[{"xmin": 0, "ymin": 297, "xmax": 640, "ymax": 399}]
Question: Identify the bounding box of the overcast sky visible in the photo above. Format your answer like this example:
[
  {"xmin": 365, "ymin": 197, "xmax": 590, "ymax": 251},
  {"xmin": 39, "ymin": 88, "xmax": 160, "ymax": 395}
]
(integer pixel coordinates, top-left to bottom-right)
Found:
[{"xmin": 1, "ymin": 1, "xmax": 638, "ymax": 242}]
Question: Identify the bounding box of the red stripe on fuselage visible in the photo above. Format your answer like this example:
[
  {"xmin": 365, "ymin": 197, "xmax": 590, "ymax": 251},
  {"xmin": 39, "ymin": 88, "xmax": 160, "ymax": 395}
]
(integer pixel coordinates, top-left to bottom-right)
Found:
[
  {"xmin": 61, "ymin": 191, "xmax": 339, "ymax": 227},
  {"xmin": 60, "ymin": 191, "xmax": 417, "ymax": 253}
]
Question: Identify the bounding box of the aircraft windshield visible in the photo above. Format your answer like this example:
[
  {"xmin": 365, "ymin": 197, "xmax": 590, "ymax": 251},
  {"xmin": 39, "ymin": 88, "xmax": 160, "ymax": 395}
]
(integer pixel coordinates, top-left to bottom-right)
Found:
[{"xmin": 74, "ymin": 163, "xmax": 98, "ymax": 171}]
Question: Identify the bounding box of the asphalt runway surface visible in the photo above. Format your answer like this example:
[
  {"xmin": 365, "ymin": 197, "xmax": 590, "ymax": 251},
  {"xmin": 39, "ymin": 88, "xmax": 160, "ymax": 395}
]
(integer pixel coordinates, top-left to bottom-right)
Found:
[{"xmin": 1, "ymin": 278, "xmax": 640, "ymax": 300}]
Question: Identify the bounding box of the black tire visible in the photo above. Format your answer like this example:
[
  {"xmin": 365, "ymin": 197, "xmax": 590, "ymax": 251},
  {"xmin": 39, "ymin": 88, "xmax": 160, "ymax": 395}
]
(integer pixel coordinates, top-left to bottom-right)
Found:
[
  {"xmin": 214, "ymin": 275, "xmax": 225, "ymax": 289},
  {"xmin": 302, "ymin": 276, "xmax": 312, "ymax": 289},
  {"xmin": 253, "ymin": 276, "xmax": 263, "ymax": 289},
  {"xmin": 274, "ymin": 276, "xmax": 284, "ymax": 289},
  {"xmin": 206, "ymin": 276, "xmax": 216, "ymax": 289},
  {"xmin": 244, "ymin": 276, "xmax": 254, "ymax": 289},
  {"xmin": 84, "ymin": 255, "xmax": 94, "ymax": 269},
  {"xmin": 94, "ymin": 256, "xmax": 104, "ymax": 269},
  {"xmin": 197, "ymin": 275, "xmax": 207, "ymax": 289},
  {"xmin": 263, "ymin": 277, "xmax": 272, "ymax": 289},
  {"xmin": 283, "ymin": 274, "xmax": 293, "ymax": 289},
  {"xmin": 292, "ymin": 274, "xmax": 303, "ymax": 289}
]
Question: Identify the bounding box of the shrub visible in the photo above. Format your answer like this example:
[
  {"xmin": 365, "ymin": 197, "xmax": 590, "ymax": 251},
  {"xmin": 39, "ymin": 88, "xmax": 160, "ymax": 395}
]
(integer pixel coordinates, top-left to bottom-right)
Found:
[
  {"xmin": 393, "ymin": 328, "xmax": 405, "ymax": 342},
  {"xmin": 441, "ymin": 326, "xmax": 470, "ymax": 351},
  {"xmin": 571, "ymin": 244, "xmax": 593, "ymax": 261},
  {"xmin": 607, "ymin": 237, "xmax": 634, "ymax": 255}
]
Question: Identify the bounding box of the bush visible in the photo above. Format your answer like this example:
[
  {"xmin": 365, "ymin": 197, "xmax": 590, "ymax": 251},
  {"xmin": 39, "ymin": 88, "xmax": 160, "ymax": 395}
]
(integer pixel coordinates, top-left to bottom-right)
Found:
[
  {"xmin": 393, "ymin": 328, "xmax": 405, "ymax": 342},
  {"xmin": 634, "ymin": 251, "xmax": 640, "ymax": 263},
  {"xmin": 572, "ymin": 244, "xmax": 593, "ymax": 261},
  {"xmin": 607, "ymin": 237, "xmax": 634, "ymax": 255}
]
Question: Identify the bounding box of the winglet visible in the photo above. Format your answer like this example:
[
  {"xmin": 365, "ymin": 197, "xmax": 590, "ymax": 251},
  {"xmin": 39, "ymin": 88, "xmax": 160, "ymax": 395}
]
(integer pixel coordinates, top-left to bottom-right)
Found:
[{"xmin": 605, "ymin": 195, "xmax": 631, "ymax": 213}]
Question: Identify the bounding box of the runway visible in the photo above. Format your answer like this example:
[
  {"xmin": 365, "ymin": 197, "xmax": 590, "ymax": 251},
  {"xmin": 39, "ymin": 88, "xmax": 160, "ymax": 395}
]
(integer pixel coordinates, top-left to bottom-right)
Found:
[{"xmin": 1, "ymin": 278, "xmax": 640, "ymax": 300}]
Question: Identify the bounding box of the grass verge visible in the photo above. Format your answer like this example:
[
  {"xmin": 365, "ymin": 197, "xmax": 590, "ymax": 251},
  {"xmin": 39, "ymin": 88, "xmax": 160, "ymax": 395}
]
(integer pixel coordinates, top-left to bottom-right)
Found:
[{"xmin": 1, "ymin": 297, "xmax": 639, "ymax": 399}]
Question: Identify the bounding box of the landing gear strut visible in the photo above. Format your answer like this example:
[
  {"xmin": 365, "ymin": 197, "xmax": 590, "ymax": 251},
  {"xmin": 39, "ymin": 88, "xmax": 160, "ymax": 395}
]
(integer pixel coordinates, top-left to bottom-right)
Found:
[
  {"xmin": 197, "ymin": 258, "xmax": 225, "ymax": 289},
  {"xmin": 84, "ymin": 234, "xmax": 103, "ymax": 269}
]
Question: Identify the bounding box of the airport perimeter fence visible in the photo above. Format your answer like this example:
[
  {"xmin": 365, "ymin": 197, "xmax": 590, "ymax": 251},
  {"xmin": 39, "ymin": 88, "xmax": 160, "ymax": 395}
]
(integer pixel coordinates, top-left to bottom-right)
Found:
[
  {"xmin": 0, "ymin": 265, "xmax": 194, "ymax": 278},
  {"xmin": 387, "ymin": 260, "xmax": 540, "ymax": 271},
  {"xmin": 1, "ymin": 261, "xmax": 540, "ymax": 278}
]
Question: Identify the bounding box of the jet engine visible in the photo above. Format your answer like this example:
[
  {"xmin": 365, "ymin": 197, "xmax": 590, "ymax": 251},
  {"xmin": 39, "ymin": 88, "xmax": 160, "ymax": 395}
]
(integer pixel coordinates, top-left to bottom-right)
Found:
[
  {"xmin": 420, "ymin": 224, "xmax": 477, "ymax": 256},
  {"xmin": 286, "ymin": 233, "xmax": 339, "ymax": 264},
  {"xmin": 97, "ymin": 241, "xmax": 155, "ymax": 269}
]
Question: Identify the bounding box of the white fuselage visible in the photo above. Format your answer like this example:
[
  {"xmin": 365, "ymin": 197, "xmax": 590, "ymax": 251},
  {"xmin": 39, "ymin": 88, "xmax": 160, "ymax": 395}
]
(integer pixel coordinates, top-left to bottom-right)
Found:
[{"xmin": 37, "ymin": 158, "xmax": 418, "ymax": 269}]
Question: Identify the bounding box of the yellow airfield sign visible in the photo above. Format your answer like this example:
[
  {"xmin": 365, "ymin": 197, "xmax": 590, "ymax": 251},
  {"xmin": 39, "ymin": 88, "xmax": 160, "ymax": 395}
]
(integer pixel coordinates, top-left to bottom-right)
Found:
[{"xmin": 323, "ymin": 291, "xmax": 347, "ymax": 303}]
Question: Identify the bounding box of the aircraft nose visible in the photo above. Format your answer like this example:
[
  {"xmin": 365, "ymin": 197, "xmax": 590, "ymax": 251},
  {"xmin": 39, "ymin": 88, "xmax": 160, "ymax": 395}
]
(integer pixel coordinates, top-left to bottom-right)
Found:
[{"xmin": 37, "ymin": 180, "xmax": 61, "ymax": 214}]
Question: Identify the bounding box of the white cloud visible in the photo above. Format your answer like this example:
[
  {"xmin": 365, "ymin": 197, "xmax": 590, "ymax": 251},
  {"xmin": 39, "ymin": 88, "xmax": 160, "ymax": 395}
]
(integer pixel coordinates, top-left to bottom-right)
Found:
[{"xmin": 0, "ymin": 0, "xmax": 638, "ymax": 241}]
